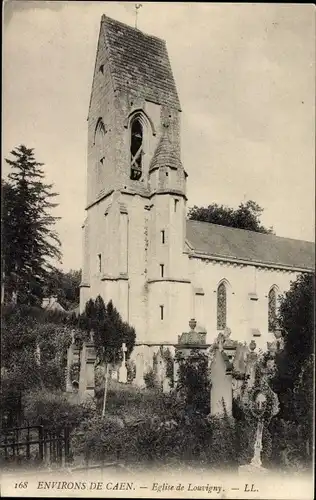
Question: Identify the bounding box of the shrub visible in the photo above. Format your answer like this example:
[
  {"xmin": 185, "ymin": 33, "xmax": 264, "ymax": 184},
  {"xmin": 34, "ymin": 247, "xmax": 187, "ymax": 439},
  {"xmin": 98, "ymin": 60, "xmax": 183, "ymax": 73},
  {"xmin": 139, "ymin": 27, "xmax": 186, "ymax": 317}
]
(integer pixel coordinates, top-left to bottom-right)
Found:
[
  {"xmin": 69, "ymin": 362, "xmax": 80, "ymax": 383},
  {"xmin": 72, "ymin": 414, "xmax": 126, "ymax": 464},
  {"xmin": 176, "ymin": 350, "xmax": 210, "ymax": 414},
  {"xmin": 23, "ymin": 388, "xmax": 95, "ymax": 432},
  {"xmin": 269, "ymin": 418, "xmax": 311, "ymax": 472},
  {"xmin": 144, "ymin": 368, "xmax": 158, "ymax": 389},
  {"xmin": 73, "ymin": 407, "xmax": 238, "ymax": 470}
]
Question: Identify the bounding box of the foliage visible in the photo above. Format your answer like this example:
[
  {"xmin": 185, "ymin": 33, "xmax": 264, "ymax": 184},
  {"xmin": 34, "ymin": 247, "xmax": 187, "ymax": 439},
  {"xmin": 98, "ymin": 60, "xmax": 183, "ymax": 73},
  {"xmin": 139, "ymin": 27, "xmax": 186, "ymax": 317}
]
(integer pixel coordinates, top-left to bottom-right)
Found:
[
  {"xmin": 43, "ymin": 268, "xmax": 81, "ymax": 311},
  {"xmin": 188, "ymin": 200, "xmax": 273, "ymax": 234},
  {"xmin": 1, "ymin": 305, "xmax": 75, "ymax": 426},
  {"xmin": 79, "ymin": 295, "xmax": 136, "ymax": 415},
  {"xmin": 73, "ymin": 408, "xmax": 238, "ymax": 470},
  {"xmin": 79, "ymin": 296, "xmax": 136, "ymax": 366},
  {"xmin": 23, "ymin": 388, "xmax": 96, "ymax": 432},
  {"xmin": 175, "ymin": 349, "xmax": 210, "ymax": 414},
  {"xmin": 69, "ymin": 362, "xmax": 81, "ymax": 384},
  {"xmin": 272, "ymin": 273, "xmax": 314, "ymax": 421},
  {"xmin": 3, "ymin": 145, "xmax": 61, "ymax": 306},
  {"xmin": 144, "ymin": 368, "xmax": 158, "ymax": 389},
  {"xmin": 126, "ymin": 359, "xmax": 136, "ymax": 383},
  {"xmin": 269, "ymin": 418, "xmax": 311, "ymax": 472},
  {"xmin": 161, "ymin": 347, "xmax": 174, "ymax": 388},
  {"xmin": 293, "ymin": 354, "xmax": 314, "ymax": 453}
]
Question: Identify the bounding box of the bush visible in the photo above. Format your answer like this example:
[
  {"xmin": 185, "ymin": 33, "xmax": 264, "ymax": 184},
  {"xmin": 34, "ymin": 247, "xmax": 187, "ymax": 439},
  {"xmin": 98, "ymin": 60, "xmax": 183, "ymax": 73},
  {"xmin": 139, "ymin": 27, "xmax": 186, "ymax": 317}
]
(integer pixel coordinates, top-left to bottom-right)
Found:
[
  {"xmin": 73, "ymin": 408, "xmax": 238, "ymax": 470},
  {"xmin": 69, "ymin": 362, "xmax": 80, "ymax": 383},
  {"xmin": 269, "ymin": 418, "xmax": 311, "ymax": 472},
  {"xmin": 23, "ymin": 388, "xmax": 96, "ymax": 432},
  {"xmin": 144, "ymin": 368, "xmax": 158, "ymax": 389},
  {"xmin": 176, "ymin": 350, "xmax": 210, "ymax": 414}
]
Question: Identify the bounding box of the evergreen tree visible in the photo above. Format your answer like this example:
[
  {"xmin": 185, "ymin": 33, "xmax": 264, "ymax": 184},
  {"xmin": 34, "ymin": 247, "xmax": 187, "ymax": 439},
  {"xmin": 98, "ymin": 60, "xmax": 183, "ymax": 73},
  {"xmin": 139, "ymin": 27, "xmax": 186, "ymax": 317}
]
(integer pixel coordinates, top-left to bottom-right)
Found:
[
  {"xmin": 3, "ymin": 145, "xmax": 61, "ymax": 305},
  {"xmin": 79, "ymin": 296, "xmax": 136, "ymax": 416}
]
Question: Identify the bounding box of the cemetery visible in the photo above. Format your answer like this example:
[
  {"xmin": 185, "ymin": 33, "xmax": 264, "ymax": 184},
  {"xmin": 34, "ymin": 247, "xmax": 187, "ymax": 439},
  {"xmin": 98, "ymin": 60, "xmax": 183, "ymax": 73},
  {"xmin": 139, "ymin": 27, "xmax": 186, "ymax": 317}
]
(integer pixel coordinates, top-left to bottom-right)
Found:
[
  {"xmin": 60, "ymin": 316, "xmax": 289, "ymax": 472},
  {"xmin": 1, "ymin": 8, "xmax": 313, "ymax": 486}
]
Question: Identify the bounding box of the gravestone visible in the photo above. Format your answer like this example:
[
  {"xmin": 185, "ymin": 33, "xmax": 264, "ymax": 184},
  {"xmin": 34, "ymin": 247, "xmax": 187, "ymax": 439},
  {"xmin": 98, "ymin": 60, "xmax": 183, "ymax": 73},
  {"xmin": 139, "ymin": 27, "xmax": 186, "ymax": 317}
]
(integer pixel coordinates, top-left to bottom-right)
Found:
[
  {"xmin": 238, "ymin": 337, "xmax": 283, "ymax": 474},
  {"xmin": 135, "ymin": 352, "xmax": 145, "ymax": 388},
  {"xmin": 174, "ymin": 318, "xmax": 208, "ymax": 384},
  {"xmin": 78, "ymin": 342, "xmax": 96, "ymax": 400},
  {"xmin": 210, "ymin": 347, "xmax": 233, "ymax": 416},
  {"xmin": 119, "ymin": 343, "xmax": 128, "ymax": 383}
]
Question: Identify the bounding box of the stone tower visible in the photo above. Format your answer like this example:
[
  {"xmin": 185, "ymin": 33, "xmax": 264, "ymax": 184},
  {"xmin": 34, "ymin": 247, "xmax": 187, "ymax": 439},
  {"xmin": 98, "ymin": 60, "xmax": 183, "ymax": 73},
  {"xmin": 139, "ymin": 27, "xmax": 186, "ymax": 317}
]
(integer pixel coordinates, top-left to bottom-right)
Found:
[{"xmin": 81, "ymin": 16, "xmax": 191, "ymax": 343}]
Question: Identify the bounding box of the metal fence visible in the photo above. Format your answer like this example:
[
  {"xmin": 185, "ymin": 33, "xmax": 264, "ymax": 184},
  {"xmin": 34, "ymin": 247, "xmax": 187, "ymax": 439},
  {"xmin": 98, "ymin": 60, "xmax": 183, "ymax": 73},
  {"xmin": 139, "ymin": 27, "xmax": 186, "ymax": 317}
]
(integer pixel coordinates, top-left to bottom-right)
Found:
[{"xmin": 0, "ymin": 424, "xmax": 71, "ymax": 469}]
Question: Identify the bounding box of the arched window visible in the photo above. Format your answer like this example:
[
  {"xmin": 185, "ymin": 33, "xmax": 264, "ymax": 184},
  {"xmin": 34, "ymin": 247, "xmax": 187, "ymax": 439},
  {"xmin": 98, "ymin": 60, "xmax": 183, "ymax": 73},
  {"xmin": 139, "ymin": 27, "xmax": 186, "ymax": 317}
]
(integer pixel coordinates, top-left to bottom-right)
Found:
[
  {"xmin": 130, "ymin": 116, "xmax": 143, "ymax": 181},
  {"xmin": 217, "ymin": 282, "xmax": 227, "ymax": 330},
  {"xmin": 268, "ymin": 286, "xmax": 278, "ymax": 332},
  {"xmin": 94, "ymin": 119, "xmax": 106, "ymax": 185}
]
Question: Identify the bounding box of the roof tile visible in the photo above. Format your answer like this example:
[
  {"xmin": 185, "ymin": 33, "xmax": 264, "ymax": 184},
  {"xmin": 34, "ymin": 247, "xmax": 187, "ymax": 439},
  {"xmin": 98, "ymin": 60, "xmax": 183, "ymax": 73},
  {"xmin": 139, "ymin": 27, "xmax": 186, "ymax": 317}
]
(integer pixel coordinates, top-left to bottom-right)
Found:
[
  {"xmin": 102, "ymin": 16, "xmax": 181, "ymax": 110},
  {"xmin": 186, "ymin": 220, "xmax": 315, "ymax": 271}
]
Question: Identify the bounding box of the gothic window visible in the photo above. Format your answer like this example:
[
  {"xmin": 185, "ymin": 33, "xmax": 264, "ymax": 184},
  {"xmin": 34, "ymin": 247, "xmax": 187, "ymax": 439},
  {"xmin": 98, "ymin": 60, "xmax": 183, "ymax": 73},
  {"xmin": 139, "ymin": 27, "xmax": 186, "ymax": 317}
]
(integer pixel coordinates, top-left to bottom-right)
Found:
[
  {"xmin": 94, "ymin": 119, "xmax": 106, "ymax": 185},
  {"xmin": 217, "ymin": 282, "xmax": 227, "ymax": 330},
  {"xmin": 268, "ymin": 286, "xmax": 278, "ymax": 332},
  {"xmin": 130, "ymin": 116, "xmax": 143, "ymax": 181}
]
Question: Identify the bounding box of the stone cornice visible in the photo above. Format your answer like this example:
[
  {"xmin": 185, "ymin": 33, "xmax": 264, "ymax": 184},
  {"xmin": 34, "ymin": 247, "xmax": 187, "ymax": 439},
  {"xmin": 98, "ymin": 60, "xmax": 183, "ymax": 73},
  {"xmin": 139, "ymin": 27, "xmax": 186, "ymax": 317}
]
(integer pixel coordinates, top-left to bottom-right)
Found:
[
  {"xmin": 86, "ymin": 186, "xmax": 187, "ymax": 210},
  {"xmin": 187, "ymin": 250, "xmax": 314, "ymax": 274},
  {"xmin": 79, "ymin": 282, "xmax": 90, "ymax": 288},
  {"xmin": 147, "ymin": 278, "xmax": 191, "ymax": 285},
  {"xmin": 149, "ymin": 189, "xmax": 187, "ymax": 201},
  {"xmin": 135, "ymin": 341, "xmax": 212, "ymax": 347},
  {"xmin": 101, "ymin": 273, "xmax": 128, "ymax": 281}
]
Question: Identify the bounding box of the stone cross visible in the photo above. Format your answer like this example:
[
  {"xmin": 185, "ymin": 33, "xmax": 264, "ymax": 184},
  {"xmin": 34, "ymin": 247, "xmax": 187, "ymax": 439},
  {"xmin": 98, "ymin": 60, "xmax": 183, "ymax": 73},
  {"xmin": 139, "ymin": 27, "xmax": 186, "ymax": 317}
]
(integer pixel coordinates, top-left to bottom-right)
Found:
[
  {"xmin": 135, "ymin": 3, "xmax": 142, "ymax": 29},
  {"xmin": 119, "ymin": 342, "xmax": 128, "ymax": 384}
]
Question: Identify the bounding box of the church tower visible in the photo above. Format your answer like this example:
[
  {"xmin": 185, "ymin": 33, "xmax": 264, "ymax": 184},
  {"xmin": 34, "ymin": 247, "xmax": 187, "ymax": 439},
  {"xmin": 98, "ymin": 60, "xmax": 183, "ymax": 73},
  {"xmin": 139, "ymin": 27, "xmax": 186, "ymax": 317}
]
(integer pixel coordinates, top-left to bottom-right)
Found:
[{"xmin": 81, "ymin": 16, "xmax": 191, "ymax": 343}]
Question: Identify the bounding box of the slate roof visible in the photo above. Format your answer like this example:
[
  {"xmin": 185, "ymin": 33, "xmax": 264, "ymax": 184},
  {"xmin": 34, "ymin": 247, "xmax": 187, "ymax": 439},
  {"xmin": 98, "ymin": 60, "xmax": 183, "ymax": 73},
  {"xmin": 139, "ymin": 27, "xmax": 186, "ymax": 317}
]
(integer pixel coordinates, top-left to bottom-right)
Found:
[
  {"xmin": 186, "ymin": 220, "xmax": 315, "ymax": 271},
  {"xmin": 149, "ymin": 130, "xmax": 182, "ymax": 172},
  {"xmin": 101, "ymin": 16, "xmax": 181, "ymax": 110}
]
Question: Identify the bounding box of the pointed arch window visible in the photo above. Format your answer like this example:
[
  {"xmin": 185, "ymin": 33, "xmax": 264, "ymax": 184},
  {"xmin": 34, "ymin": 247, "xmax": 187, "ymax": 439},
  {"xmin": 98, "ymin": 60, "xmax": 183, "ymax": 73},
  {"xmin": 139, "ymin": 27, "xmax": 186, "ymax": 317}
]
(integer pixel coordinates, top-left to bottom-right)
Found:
[
  {"xmin": 217, "ymin": 282, "xmax": 227, "ymax": 330},
  {"xmin": 268, "ymin": 286, "xmax": 278, "ymax": 332},
  {"xmin": 94, "ymin": 119, "xmax": 106, "ymax": 185},
  {"xmin": 130, "ymin": 116, "xmax": 143, "ymax": 181}
]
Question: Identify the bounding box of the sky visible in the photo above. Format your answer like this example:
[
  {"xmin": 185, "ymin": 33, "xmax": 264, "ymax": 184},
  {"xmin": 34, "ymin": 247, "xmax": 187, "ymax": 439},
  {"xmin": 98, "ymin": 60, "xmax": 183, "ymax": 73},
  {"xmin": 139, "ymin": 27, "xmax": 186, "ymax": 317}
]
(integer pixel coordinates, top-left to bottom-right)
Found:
[{"xmin": 3, "ymin": 2, "xmax": 315, "ymax": 271}]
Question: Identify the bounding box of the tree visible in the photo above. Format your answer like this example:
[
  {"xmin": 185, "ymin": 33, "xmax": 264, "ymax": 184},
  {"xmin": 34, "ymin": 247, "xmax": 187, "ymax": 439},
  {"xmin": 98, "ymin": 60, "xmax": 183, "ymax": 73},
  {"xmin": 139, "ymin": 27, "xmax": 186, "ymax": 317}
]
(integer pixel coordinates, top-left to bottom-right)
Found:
[
  {"xmin": 271, "ymin": 273, "xmax": 314, "ymax": 464},
  {"xmin": 1, "ymin": 304, "xmax": 74, "ymax": 425},
  {"xmin": 272, "ymin": 274, "xmax": 314, "ymax": 405},
  {"xmin": 175, "ymin": 350, "xmax": 210, "ymax": 415},
  {"xmin": 43, "ymin": 268, "xmax": 81, "ymax": 311},
  {"xmin": 79, "ymin": 296, "xmax": 136, "ymax": 417},
  {"xmin": 188, "ymin": 200, "xmax": 273, "ymax": 234},
  {"xmin": 3, "ymin": 145, "xmax": 61, "ymax": 306}
]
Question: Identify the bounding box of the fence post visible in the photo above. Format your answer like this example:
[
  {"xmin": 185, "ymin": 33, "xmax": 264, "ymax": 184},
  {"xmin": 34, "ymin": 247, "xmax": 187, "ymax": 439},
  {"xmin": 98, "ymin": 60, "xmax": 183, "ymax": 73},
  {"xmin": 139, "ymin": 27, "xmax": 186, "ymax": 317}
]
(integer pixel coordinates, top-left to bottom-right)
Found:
[
  {"xmin": 26, "ymin": 426, "xmax": 30, "ymax": 460},
  {"xmin": 64, "ymin": 427, "xmax": 70, "ymax": 465},
  {"xmin": 38, "ymin": 425, "xmax": 44, "ymax": 463}
]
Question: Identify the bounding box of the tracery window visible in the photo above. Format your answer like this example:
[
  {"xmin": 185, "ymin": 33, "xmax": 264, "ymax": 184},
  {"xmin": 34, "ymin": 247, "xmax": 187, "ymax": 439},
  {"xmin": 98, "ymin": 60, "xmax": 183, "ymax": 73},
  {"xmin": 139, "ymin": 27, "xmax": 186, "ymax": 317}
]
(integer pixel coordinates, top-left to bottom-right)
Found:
[
  {"xmin": 268, "ymin": 286, "xmax": 278, "ymax": 332},
  {"xmin": 217, "ymin": 282, "xmax": 227, "ymax": 330},
  {"xmin": 130, "ymin": 116, "xmax": 143, "ymax": 181}
]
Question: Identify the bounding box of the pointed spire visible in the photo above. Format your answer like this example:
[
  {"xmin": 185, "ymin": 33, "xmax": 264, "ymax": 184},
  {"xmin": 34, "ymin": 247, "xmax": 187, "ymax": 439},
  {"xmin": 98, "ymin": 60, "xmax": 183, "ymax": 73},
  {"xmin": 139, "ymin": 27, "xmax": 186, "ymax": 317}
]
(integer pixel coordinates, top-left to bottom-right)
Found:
[{"xmin": 149, "ymin": 126, "xmax": 182, "ymax": 173}]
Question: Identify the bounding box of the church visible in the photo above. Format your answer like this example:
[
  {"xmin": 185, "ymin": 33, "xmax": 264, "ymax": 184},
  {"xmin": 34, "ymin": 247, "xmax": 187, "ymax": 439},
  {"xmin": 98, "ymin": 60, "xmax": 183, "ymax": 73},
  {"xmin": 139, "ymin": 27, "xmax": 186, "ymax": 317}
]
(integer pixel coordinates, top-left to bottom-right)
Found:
[{"xmin": 80, "ymin": 15, "xmax": 314, "ymax": 372}]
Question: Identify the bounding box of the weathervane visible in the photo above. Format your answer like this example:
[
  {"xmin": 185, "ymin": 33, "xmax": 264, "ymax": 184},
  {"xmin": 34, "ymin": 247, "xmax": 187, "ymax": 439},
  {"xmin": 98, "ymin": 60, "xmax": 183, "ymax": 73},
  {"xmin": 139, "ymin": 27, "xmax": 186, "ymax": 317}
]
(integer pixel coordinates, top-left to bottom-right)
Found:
[{"xmin": 135, "ymin": 3, "xmax": 142, "ymax": 29}]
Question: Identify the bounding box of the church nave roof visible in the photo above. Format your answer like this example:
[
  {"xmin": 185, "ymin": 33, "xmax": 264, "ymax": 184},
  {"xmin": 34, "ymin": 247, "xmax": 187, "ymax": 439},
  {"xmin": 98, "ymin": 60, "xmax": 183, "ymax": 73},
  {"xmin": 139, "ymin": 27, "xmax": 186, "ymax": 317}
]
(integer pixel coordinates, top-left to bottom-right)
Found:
[{"xmin": 186, "ymin": 220, "xmax": 315, "ymax": 271}]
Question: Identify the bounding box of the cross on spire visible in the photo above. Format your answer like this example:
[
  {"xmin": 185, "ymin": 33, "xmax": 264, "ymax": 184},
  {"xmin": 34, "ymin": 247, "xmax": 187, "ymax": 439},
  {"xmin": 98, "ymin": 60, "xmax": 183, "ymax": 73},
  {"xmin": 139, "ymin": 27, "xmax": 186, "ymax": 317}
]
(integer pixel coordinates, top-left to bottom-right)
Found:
[{"xmin": 135, "ymin": 3, "xmax": 142, "ymax": 29}]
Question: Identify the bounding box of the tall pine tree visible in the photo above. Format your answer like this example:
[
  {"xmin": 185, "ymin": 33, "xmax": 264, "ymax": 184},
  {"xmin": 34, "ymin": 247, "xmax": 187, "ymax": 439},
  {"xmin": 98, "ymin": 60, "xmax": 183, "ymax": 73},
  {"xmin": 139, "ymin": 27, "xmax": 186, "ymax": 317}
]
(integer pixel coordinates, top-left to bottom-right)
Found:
[{"xmin": 3, "ymin": 145, "xmax": 61, "ymax": 306}]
